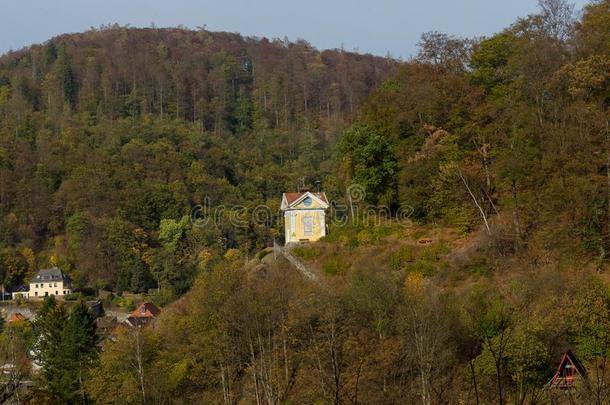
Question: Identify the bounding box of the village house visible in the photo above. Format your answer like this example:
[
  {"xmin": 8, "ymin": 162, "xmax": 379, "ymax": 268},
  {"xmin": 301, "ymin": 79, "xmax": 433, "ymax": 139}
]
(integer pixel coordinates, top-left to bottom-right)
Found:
[
  {"xmin": 10, "ymin": 285, "xmax": 29, "ymax": 300},
  {"xmin": 280, "ymin": 191, "xmax": 329, "ymax": 244},
  {"xmin": 125, "ymin": 302, "xmax": 161, "ymax": 328},
  {"xmin": 28, "ymin": 267, "xmax": 72, "ymax": 299}
]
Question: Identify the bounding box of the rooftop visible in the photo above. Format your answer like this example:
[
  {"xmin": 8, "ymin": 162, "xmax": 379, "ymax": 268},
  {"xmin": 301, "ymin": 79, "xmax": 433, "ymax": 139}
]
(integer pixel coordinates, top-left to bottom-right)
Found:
[
  {"xmin": 30, "ymin": 267, "xmax": 70, "ymax": 284},
  {"xmin": 130, "ymin": 302, "xmax": 161, "ymax": 319},
  {"xmin": 11, "ymin": 285, "xmax": 29, "ymax": 293},
  {"xmin": 283, "ymin": 191, "xmax": 328, "ymax": 206},
  {"xmin": 8, "ymin": 313, "xmax": 29, "ymax": 323}
]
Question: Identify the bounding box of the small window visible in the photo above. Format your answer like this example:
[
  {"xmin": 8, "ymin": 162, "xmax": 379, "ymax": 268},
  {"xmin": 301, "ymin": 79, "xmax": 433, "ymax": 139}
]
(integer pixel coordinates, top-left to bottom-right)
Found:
[
  {"xmin": 54, "ymin": 283, "xmax": 57, "ymax": 287},
  {"xmin": 35, "ymin": 284, "xmax": 38, "ymax": 288},
  {"xmin": 55, "ymin": 291, "xmax": 58, "ymax": 295},
  {"xmin": 35, "ymin": 292, "xmax": 38, "ymax": 297},
  {"xmin": 303, "ymin": 216, "xmax": 313, "ymax": 236}
]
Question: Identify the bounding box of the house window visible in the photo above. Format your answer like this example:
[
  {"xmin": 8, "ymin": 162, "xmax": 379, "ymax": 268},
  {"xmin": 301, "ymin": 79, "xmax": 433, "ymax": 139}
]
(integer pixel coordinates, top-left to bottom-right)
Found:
[
  {"xmin": 35, "ymin": 284, "xmax": 38, "ymax": 288},
  {"xmin": 290, "ymin": 214, "xmax": 296, "ymax": 234},
  {"xmin": 303, "ymin": 216, "xmax": 313, "ymax": 236},
  {"xmin": 35, "ymin": 292, "xmax": 38, "ymax": 297},
  {"xmin": 55, "ymin": 291, "xmax": 58, "ymax": 295},
  {"xmin": 54, "ymin": 283, "xmax": 57, "ymax": 287}
]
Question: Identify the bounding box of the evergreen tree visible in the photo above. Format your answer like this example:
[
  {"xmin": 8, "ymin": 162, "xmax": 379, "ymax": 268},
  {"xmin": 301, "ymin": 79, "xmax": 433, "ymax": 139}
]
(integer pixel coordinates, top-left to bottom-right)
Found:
[
  {"xmin": 32, "ymin": 298, "xmax": 97, "ymax": 403},
  {"xmin": 337, "ymin": 123, "xmax": 399, "ymax": 207},
  {"xmin": 32, "ymin": 296, "xmax": 67, "ymax": 401},
  {"xmin": 58, "ymin": 300, "xmax": 97, "ymax": 403}
]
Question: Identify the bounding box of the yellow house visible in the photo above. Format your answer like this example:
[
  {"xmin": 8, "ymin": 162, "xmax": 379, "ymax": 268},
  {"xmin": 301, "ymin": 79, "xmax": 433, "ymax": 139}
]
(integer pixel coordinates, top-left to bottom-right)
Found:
[
  {"xmin": 281, "ymin": 191, "xmax": 329, "ymax": 244},
  {"xmin": 29, "ymin": 267, "xmax": 72, "ymax": 299}
]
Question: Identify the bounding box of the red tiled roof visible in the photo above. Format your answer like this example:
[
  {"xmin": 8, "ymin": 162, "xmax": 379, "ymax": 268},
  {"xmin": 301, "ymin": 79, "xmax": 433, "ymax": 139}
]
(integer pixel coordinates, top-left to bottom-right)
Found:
[
  {"xmin": 8, "ymin": 313, "xmax": 29, "ymax": 323},
  {"xmin": 284, "ymin": 192, "xmax": 328, "ymax": 205},
  {"xmin": 130, "ymin": 302, "xmax": 161, "ymax": 319}
]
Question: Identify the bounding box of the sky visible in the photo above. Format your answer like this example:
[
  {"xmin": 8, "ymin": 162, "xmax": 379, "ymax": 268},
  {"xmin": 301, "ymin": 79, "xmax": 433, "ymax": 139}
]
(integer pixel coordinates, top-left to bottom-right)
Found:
[{"xmin": 0, "ymin": 0, "xmax": 591, "ymax": 58}]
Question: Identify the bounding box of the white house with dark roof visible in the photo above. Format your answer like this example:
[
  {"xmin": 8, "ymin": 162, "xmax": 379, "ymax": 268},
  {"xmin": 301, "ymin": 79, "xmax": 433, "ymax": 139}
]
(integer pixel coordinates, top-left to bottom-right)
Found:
[
  {"xmin": 280, "ymin": 191, "xmax": 329, "ymax": 244},
  {"xmin": 10, "ymin": 285, "xmax": 30, "ymax": 300},
  {"xmin": 29, "ymin": 267, "xmax": 72, "ymax": 299}
]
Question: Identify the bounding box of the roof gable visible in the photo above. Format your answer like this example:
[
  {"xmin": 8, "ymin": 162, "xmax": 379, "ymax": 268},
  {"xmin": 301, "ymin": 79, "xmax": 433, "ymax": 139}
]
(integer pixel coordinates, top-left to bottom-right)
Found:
[
  {"xmin": 548, "ymin": 350, "xmax": 587, "ymax": 388},
  {"xmin": 130, "ymin": 302, "xmax": 161, "ymax": 318},
  {"xmin": 281, "ymin": 191, "xmax": 329, "ymax": 210},
  {"xmin": 8, "ymin": 313, "xmax": 29, "ymax": 323},
  {"xmin": 12, "ymin": 285, "xmax": 29, "ymax": 293}
]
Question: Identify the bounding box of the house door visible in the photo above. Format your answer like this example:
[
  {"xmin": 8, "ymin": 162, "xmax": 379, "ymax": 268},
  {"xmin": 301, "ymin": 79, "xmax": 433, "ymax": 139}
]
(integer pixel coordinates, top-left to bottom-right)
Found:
[
  {"xmin": 303, "ymin": 216, "xmax": 313, "ymax": 236},
  {"xmin": 565, "ymin": 364, "xmax": 573, "ymax": 385}
]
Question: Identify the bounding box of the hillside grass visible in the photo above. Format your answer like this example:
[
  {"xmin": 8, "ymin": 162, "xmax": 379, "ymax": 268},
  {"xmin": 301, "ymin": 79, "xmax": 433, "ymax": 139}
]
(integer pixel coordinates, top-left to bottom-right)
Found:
[{"xmin": 289, "ymin": 219, "xmax": 483, "ymax": 285}]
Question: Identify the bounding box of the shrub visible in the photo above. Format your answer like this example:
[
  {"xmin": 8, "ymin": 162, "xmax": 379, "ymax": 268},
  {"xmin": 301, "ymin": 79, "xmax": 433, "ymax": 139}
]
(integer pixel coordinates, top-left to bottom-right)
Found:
[
  {"xmin": 224, "ymin": 248, "xmax": 242, "ymax": 262},
  {"xmin": 149, "ymin": 288, "xmax": 174, "ymax": 307},
  {"xmin": 410, "ymin": 228, "xmax": 428, "ymax": 240},
  {"xmin": 444, "ymin": 206, "xmax": 473, "ymax": 234},
  {"xmin": 14, "ymin": 294, "xmax": 27, "ymax": 305},
  {"xmin": 356, "ymin": 230, "xmax": 374, "ymax": 245},
  {"xmin": 354, "ymin": 224, "xmax": 397, "ymax": 246},
  {"xmin": 389, "ymin": 246, "xmax": 414, "ymax": 270},
  {"xmin": 257, "ymin": 250, "xmax": 271, "ymax": 260},
  {"xmin": 323, "ymin": 258, "xmax": 347, "ymax": 276},
  {"xmin": 292, "ymin": 246, "xmax": 319, "ymax": 260},
  {"xmin": 372, "ymin": 224, "xmax": 396, "ymax": 238},
  {"xmin": 74, "ymin": 287, "xmax": 96, "ymax": 297},
  {"xmin": 111, "ymin": 295, "xmax": 136, "ymax": 311},
  {"xmin": 420, "ymin": 242, "xmax": 450, "ymax": 261},
  {"xmin": 465, "ymin": 255, "xmax": 490, "ymax": 276},
  {"xmin": 406, "ymin": 260, "xmax": 435, "ymax": 277},
  {"xmin": 125, "ymin": 299, "xmax": 136, "ymax": 312}
]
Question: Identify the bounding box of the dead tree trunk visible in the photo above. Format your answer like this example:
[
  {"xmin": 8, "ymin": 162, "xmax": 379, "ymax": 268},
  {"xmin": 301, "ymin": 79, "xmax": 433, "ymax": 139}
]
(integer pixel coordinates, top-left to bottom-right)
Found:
[
  {"xmin": 457, "ymin": 166, "xmax": 491, "ymax": 234},
  {"xmin": 132, "ymin": 327, "xmax": 147, "ymax": 405}
]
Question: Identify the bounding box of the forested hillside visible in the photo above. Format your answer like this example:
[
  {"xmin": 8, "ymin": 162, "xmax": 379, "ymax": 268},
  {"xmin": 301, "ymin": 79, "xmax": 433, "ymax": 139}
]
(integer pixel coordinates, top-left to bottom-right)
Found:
[
  {"xmin": 1, "ymin": 0, "xmax": 610, "ymax": 403},
  {"xmin": 337, "ymin": 0, "xmax": 609, "ymax": 263},
  {"xmin": 0, "ymin": 27, "xmax": 398, "ymax": 295},
  {"xmin": 84, "ymin": 1, "xmax": 610, "ymax": 403}
]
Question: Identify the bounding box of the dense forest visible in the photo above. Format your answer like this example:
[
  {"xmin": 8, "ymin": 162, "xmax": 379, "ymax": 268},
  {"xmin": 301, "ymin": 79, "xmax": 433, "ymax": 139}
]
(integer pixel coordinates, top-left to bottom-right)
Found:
[
  {"xmin": 0, "ymin": 26, "xmax": 398, "ymax": 296},
  {"xmin": 0, "ymin": 0, "xmax": 609, "ymax": 403}
]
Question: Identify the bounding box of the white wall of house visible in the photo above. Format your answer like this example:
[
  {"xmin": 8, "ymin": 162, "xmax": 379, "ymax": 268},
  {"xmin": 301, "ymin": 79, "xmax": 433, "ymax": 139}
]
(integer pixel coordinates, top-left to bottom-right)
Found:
[
  {"xmin": 29, "ymin": 281, "xmax": 71, "ymax": 299},
  {"xmin": 11, "ymin": 292, "xmax": 29, "ymax": 300}
]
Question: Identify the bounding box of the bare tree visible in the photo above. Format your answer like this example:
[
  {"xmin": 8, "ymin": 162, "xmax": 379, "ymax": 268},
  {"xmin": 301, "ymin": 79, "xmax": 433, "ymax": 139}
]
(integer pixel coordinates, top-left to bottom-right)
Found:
[
  {"xmin": 129, "ymin": 326, "xmax": 147, "ymax": 404},
  {"xmin": 457, "ymin": 165, "xmax": 492, "ymax": 234},
  {"xmin": 400, "ymin": 279, "xmax": 454, "ymax": 405},
  {"xmin": 538, "ymin": 0, "xmax": 575, "ymax": 41},
  {"xmin": 417, "ymin": 31, "xmax": 473, "ymax": 72}
]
